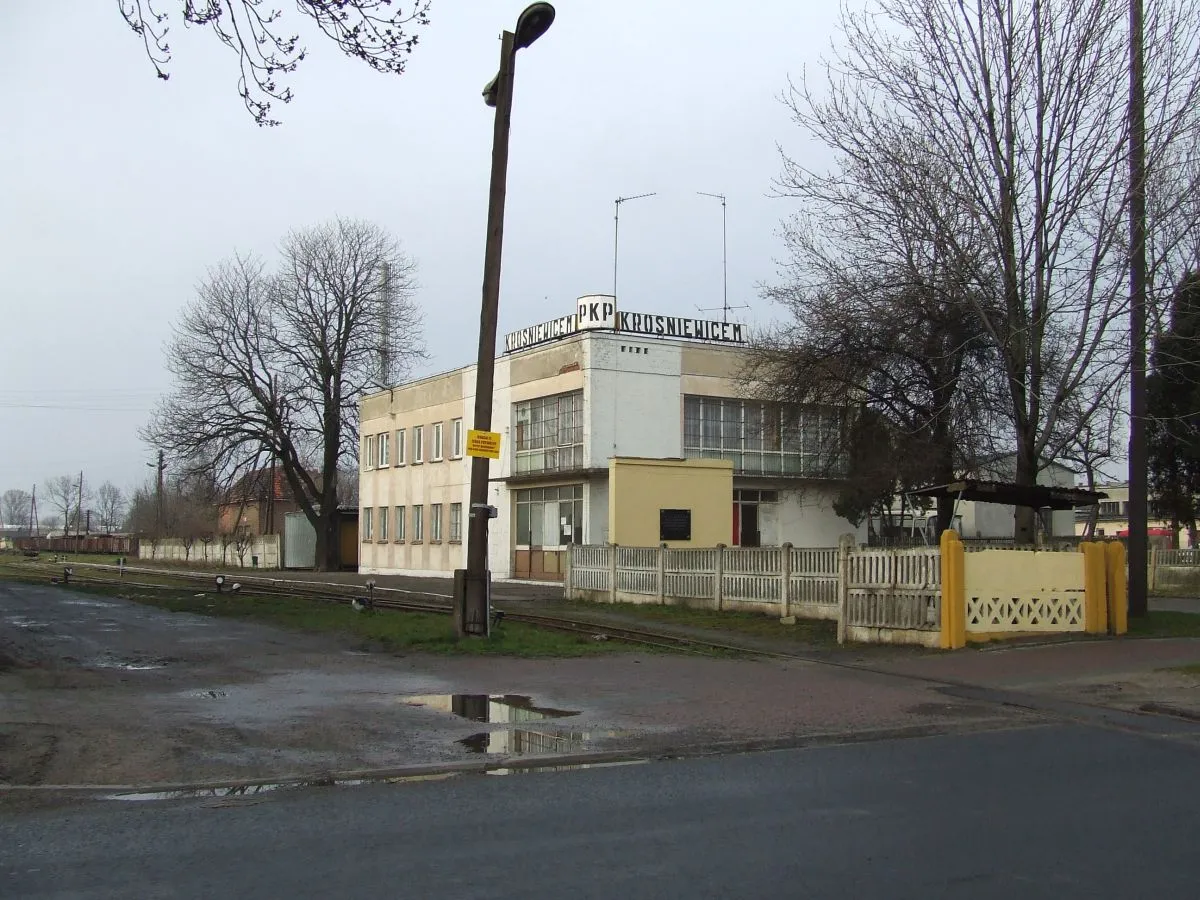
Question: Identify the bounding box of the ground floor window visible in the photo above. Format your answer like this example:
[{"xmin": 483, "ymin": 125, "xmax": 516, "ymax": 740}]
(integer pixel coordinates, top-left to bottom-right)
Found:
[
  {"xmin": 514, "ymin": 484, "xmax": 583, "ymax": 547},
  {"xmin": 378, "ymin": 506, "xmax": 389, "ymax": 541},
  {"xmin": 449, "ymin": 503, "xmax": 462, "ymax": 542},
  {"xmin": 413, "ymin": 504, "xmax": 424, "ymax": 541},
  {"xmin": 431, "ymin": 503, "xmax": 443, "ymax": 542}
]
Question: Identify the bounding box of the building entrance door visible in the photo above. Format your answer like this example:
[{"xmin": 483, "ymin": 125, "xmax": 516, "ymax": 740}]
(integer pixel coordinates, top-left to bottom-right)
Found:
[{"xmin": 513, "ymin": 485, "xmax": 583, "ymax": 580}]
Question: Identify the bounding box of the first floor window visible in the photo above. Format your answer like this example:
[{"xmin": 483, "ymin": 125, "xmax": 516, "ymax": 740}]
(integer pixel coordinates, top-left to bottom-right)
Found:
[
  {"xmin": 362, "ymin": 506, "xmax": 373, "ymax": 540},
  {"xmin": 452, "ymin": 418, "xmax": 464, "ymax": 458},
  {"xmin": 432, "ymin": 422, "xmax": 444, "ymax": 461},
  {"xmin": 395, "ymin": 428, "xmax": 407, "ymax": 465},
  {"xmin": 378, "ymin": 506, "xmax": 389, "ymax": 540},
  {"xmin": 395, "ymin": 505, "xmax": 406, "ymax": 540},
  {"xmin": 431, "ymin": 503, "xmax": 443, "ymax": 541},
  {"xmin": 413, "ymin": 504, "xmax": 424, "ymax": 541},
  {"xmin": 449, "ymin": 502, "xmax": 462, "ymax": 542},
  {"xmin": 413, "ymin": 425, "xmax": 424, "ymax": 463},
  {"xmin": 377, "ymin": 432, "xmax": 390, "ymax": 467},
  {"xmin": 363, "ymin": 435, "xmax": 375, "ymax": 470}
]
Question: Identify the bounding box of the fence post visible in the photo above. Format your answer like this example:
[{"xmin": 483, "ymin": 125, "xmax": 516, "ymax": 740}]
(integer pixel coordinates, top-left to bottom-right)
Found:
[
  {"xmin": 562, "ymin": 544, "xmax": 574, "ymax": 599},
  {"xmin": 780, "ymin": 542, "xmax": 793, "ymax": 621},
  {"xmin": 1105, "ymin": 541, "xmax": 1128, "ymax": 635},
  {"xmin": 1148, "ymin": 546, "xmax": 1157, "ymax": 592},
  {"xmin": 608, "ymin": 543, "xmax": 618, "ymax": 605},
  {"xmin": 939, "ymin": 529, "xmax": 966, "ymax": 649},
  {"xmin": 657, "ymin": 543, "xmax": 667, "ymax": 605},
  {"xmin": 1080, "ymin": 542, "xmax": 1108, "ymax": 634},
  {"xmin": 836, "ymin": 534, "xmax": 853, "ymax": 644},
  {"xmin": 714, "ymin": 543, "xmax": 726, "ymax": 611}
]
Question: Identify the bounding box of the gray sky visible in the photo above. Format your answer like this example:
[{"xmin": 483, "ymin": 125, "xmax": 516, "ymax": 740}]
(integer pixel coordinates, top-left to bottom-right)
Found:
[{"xmin": 0, "ymin": 0, "xmax": 845, "ymax": 504}]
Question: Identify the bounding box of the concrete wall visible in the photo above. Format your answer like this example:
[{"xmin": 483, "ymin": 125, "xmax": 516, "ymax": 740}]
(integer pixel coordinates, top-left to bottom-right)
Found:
[
  {"xmin": 772, "ymin": 486, "xmax": 867, "ymax": 547},
  {"xmin": 139, "ymin": 535, "xmax": 281, "ymax": 569},
  {"xmin": 608, "ymin": 457, "xmax": 733, "ymax": 547},
  {"xmin": 586, "ymin": 335, "xmax": 682, "ymax": 464}
]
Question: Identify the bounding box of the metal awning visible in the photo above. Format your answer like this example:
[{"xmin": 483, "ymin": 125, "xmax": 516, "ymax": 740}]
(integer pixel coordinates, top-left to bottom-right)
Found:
[{"xmin": 909, "ymin": 479, "xmax": 1106, "ymax": 510}]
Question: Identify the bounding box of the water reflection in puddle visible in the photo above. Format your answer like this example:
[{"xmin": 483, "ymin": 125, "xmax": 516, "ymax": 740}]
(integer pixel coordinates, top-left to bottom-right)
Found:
[
  {"xmin": 486, "ymin": 759, "xmax": 647, "ymax": 776},
  {"xmin": 457, "ymin": 729, "xmax": 622, "ymax": 755},
  {"xmin": 402, "ymin": 694, "xmax": 579, "ymax": 723},
  {"xmin": 105, "ymin": 772, "xmax": 459, "ymax": 802}
]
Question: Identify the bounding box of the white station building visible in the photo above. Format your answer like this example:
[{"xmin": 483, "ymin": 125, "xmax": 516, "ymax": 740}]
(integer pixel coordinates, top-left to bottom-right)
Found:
[{"xmin": 357, "ymin": 295, "xmax": 864, "ymax": 581}]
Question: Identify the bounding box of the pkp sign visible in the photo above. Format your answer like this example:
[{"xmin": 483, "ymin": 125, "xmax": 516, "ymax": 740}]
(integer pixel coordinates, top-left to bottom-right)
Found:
[{"xmin": 576, "ymin": 294, "xmax": 616, "ymax": 331}]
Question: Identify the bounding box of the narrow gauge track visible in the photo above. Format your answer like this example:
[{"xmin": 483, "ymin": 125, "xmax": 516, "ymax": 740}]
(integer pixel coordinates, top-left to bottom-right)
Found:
[{"xmin": 14, "ymin": 561, "xmax": 759, "ymax": 658}]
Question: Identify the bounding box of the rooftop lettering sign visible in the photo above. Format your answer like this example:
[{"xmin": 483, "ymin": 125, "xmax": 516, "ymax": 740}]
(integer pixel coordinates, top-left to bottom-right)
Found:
[{"xmin": 503, "ymin": 295, "xmax": 746, "ymax": 353}]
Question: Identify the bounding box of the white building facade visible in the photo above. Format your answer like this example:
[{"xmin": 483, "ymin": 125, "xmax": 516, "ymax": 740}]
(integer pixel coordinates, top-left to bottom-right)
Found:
[{"xmin": 358, "ymin": 297, "xmax": 865, "ymax": 580}]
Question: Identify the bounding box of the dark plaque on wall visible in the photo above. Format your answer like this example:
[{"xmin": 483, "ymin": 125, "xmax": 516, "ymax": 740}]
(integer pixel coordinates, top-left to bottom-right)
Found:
[{"xmin": 659, "ymin": 508, "xmax": 692, "ymax": 541}]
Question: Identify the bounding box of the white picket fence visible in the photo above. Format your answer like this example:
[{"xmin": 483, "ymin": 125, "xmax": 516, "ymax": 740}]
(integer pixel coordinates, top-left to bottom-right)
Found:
[{"xmin": 565, "ymin": 542, "xmax": 941, "ymax": 641}]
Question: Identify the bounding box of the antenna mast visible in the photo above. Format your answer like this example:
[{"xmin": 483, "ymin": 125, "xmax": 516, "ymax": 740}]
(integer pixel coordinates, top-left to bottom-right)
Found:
[{"xmin": 613, "ymin": 193, "xmax": 657, "ymax": 302}]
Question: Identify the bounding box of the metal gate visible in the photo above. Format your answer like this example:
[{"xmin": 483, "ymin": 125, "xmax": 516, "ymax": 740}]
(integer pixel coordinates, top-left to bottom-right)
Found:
[{"xmin": 283, "ymin": 512, "xmax": 316, "ymax": 569}]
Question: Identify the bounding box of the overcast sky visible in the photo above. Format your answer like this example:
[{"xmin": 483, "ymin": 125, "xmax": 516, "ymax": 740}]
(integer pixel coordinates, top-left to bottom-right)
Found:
[{"xmin": 0, "ymin": 0, "xmax": 847, "ymax": 506}]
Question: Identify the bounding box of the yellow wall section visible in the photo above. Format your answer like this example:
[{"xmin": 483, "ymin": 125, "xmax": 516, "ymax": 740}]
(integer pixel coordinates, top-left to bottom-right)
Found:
[{"xmin": 608, "ymin": 457, "xmax": 733, "ymax": 547}]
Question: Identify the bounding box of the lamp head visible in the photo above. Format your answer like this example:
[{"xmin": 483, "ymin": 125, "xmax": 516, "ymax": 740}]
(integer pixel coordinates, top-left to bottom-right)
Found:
[{"xmin": 514, "ymin": 3, "xmax": 555, "ymax": 50}]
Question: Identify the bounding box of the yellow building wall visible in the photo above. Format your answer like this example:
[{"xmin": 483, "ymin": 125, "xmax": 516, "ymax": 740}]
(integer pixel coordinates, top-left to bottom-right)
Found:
[{"xmin": 608, "ymin": 457, "xmax": 733, "ymax": 547}]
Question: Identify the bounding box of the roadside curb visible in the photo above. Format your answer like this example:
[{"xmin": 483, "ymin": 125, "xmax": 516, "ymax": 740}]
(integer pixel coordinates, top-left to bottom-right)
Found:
[{"xmin": 0, "ymin": 719, "xmax": 1032, "ymax": 795}]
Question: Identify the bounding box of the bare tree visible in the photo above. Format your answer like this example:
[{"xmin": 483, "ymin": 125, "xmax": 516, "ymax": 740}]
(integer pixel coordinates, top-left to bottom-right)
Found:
[
  {"xmin": 785, "ymin": 0, "xmax": 1200, "ymax": 541},
  {"xmin": 116, "ymin": 1, "xmax": 431, "ymax": 125},
  {"xmin": 1, "ymin": 489, "xmax": 32, "ymax": 529},
  {"xmin": 754, "ymin": 134, "xmax": 1003, "ymax": 532},
  {"xmin": 43, "ymin": 475, "xmax": 87, "ymax": 536},
  {"xmin": 144, "ymin": 218, "xmax": 424, "ymax": 570},
  {"xmin": 94, "ymin": 482, "xmax": 127, "ymax": 533}
]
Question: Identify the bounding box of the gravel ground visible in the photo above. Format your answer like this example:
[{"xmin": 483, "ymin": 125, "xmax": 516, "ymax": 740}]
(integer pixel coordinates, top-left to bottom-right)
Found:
[{"xmin": 0, "ymin": 579, "xmax": 1026, "ymax": 803}]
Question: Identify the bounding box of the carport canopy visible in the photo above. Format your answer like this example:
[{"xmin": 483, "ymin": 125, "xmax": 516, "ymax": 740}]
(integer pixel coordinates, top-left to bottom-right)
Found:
[{"xmin": 908, "ymin": 479, "xmax": 1106, "ymax": 510}]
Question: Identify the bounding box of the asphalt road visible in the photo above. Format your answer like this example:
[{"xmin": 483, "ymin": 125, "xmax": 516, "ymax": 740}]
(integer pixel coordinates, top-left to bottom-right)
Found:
[{"xmin": 4, "ymin": 723, "xmax": 1198, "ymax": 899}]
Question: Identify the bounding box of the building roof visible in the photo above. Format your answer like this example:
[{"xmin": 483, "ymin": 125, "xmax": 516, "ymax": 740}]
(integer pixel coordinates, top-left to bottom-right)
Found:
[{"xmin": 910, "ymin": 479, "xmax": 1107, "ymax": 510}]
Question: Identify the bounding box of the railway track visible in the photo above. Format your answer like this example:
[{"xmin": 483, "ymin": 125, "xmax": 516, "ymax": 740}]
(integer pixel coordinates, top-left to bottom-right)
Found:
[{"xmin": 11, "ymin": 559, "xmax": 767, "ymax": 658}]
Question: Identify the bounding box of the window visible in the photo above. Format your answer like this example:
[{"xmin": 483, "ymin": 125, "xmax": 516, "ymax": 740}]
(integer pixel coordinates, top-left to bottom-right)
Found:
[
  {"xmin": 394, "ymin": 428, "xmax": 406, "ymax": 465},
  {"xmin": 363, "ymin": 435, "xmax": 375, "ymax": 470},
  {"xmin": 432, "ymin": 422, "xmax": 444, "ymax": 461},
  {"xmin": 449, "ymin": 503, "xmax": 462, "ymax": 542},
  {"xmin": 413, "ymin": 425, "xmax": 424, "ymax": 464},
  {"xmin": 378, "ymin": 506, "xmax": 389, "ymax": 541},
  {"xmin": 513, "ymin": 390, "xmax": 584, "ymax": 474},
  {"xmin": 412, "ymin": 504, "xmax": 424, "ymax": 541},
  {"xmin": 361, "ymin": 506, "xmax": 373, "ymax": 540},
  {"xmin": 452, "ymin": 418, "xmax": 464, "ymax": 458},
  {"xmin": 394, "ymin": 505, "xmax": 406, "ymax": 541},
  {"xmin": 431, "ymin": 503, "xmax": 443, "ymax": 541},
  {"xmin": 377, "ymin": 432, "xmax": 390, "ymax": 467},
  {"xmin": 683, "ymin": 396, "xmax": 844, "ymax": 477},
  {"xmin": 514, "ymin": 484, "xmax": 584, "ymax": 547}
]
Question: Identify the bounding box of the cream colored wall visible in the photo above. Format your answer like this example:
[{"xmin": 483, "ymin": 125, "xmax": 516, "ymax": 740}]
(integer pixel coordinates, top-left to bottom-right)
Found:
[
  {"xmin": 359, "ymin": 369, "xmax": 471, "ymax": 575},
  {"xmin": 609, "ymin": 457, "xmax": 733, "ymax": 547}
]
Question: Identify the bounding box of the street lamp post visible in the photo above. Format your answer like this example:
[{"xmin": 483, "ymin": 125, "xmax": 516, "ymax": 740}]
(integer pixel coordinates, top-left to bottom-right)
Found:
[{"xmin": 457, "ymin": 3, "xmax": 555, "ymax": 638}]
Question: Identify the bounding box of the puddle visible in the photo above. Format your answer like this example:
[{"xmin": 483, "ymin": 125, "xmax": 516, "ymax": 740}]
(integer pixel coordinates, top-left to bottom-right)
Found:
[
  {"xmin": 91, "ymin": 657, "xmax": 169, "ymax": 671},
  {"xmin": 457, "ymin": 729, "xmax": 622, "ymax": 755},
  {"xmin": 192, "ymin": 689, "xmax": 228, "ymax": 699},
  {"xmin": 6, "ymin": 618, "xmax": 49, "ymax": 629},
  {"xmin": 402, "ymin": 694, "xmax": 579, "ymax": 723}
]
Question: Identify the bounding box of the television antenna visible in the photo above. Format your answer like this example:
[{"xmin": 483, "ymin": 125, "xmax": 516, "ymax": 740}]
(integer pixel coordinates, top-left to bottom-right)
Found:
[
  {"xmin": 613, "ymin": 193, "xmax": 657, "ymax": 301},
  {"xmin": 696, "ymin": 192, "xmax": 748, "ymax": 324}
]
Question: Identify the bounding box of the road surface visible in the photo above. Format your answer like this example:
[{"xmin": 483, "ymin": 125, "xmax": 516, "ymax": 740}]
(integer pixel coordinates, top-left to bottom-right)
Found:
[{"xmin": 3, "ymin": 723, "xmax": 1198, "ymax": 899}]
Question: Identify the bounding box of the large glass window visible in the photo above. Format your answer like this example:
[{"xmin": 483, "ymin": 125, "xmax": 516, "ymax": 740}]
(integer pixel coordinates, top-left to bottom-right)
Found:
[
  {"xmin": 513, "ymin": 391, "xmax": 584, "ymax": 475},
  {"xmin": 514, "ymin": 485, "xmax": 584, "ymax": 547},
  {"xmin": 683, "ymin": 396, "xmax": 844, "ymax": 476}
]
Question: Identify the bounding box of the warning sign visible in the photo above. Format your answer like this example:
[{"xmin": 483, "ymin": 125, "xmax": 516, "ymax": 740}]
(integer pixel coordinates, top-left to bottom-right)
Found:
[{"xmin": 465, "ymin": 429, "xmax": 502, "ymax": 459}]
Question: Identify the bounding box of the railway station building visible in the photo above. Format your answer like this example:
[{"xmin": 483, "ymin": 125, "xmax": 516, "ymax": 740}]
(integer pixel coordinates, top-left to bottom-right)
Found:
[{"xmin": 357, "ymin": 295, "xmax": 865, "ymax": 581}]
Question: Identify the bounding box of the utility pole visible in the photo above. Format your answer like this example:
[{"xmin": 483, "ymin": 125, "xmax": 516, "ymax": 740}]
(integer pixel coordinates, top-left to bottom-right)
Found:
[
  {"xmin": 29, "ymin": 484, "xmax": 39, "ymax": 537},
  {"xmin": 1128, "ymin": 0, "xmax": 1148, "ymax": 618},
  {"xmin": 150, "ymin": 450, "xmax": 166, "ymax": 535},
  {"xmin": 75, "ymin": 471, "xmax": 84, "ymax": 555}
]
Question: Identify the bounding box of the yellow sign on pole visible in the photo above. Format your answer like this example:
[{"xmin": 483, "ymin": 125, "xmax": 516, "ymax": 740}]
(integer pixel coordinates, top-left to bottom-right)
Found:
[{"xmin": 465, "ymin": 429, "xmax": 502, "ymax": 459}]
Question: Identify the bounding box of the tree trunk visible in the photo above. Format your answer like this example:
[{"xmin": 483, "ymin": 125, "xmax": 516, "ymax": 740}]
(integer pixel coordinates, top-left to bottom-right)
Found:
[{"xmin": 1013, "ymin": 434, "xmax": 1039, "ymax": 544}]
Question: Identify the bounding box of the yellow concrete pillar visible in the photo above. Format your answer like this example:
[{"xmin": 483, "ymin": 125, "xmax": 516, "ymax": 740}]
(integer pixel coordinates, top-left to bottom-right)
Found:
[
  {"xmin": 1080, "ymin": 542, "xmax": 1108, "ymax": 634},
  {"xmin": 1105, "ymin": 541, "xmax": 1128, "ymax": 635},
  {"xmin": 939, "ymin": 529, "xmax": 966, "ymax": 649}
]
